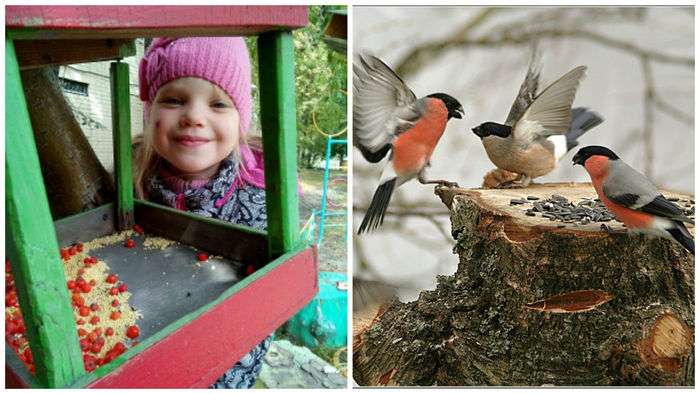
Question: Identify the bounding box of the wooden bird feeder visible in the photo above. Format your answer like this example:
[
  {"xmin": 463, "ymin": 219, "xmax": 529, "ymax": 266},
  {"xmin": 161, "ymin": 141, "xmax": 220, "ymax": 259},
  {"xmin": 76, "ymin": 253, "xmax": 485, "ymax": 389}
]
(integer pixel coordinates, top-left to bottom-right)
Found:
[
  {"xmin": 322, "ymin": 7, "xmax": 347, "ymax": 54},
  {"xmin": 6, "ymin": 6, "xmax": 319, "ymax": 388}
]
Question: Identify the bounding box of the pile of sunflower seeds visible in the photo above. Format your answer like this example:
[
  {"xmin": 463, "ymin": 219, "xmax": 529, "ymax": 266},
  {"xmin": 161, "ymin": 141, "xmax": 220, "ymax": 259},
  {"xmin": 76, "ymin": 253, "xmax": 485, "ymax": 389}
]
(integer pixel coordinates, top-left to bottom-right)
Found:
[
  {"xmin": 668, "ymin": 197, "xmax": 695, "ymax": 219},
  {"xmin": 510, "ymin": 194, "xmax": 695, "ymax": 226},
  {"xmin": 510, "ymin": 194, "xmax": 616, "ymax": 225}
]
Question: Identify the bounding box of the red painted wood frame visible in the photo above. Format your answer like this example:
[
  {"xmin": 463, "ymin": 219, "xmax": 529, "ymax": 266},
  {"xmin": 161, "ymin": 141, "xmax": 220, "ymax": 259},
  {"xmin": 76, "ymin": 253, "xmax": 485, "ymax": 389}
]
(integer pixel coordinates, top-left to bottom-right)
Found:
[
  {"xmin": 7, "ymin": 247, "xmax": 318, "ymax": 388},
  {"xmin": 6, "ymin": 5, "xmax": 315, "ymax": 388},
  {"xmin": 6, "ymin": 6, "xmax": 308, "ymax": 39}
]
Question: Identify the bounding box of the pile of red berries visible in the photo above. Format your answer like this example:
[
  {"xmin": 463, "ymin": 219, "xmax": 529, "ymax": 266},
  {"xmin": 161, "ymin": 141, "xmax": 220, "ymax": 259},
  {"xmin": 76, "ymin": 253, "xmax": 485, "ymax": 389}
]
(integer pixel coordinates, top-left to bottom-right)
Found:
[{"xmin": 6, "ymin": 241, "xmax": 142, "ymax": 375}]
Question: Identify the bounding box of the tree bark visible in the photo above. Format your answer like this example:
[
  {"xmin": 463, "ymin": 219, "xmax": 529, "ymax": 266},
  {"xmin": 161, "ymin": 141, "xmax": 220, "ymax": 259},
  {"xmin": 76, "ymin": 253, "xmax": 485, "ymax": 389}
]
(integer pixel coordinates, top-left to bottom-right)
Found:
[
  {"xmin": 20, "ymin": 67, "xmax": 115, "ymax": 220},
  {"xmin": 353, "ymin": 183, "xmax": 694, "ymax": 386}
]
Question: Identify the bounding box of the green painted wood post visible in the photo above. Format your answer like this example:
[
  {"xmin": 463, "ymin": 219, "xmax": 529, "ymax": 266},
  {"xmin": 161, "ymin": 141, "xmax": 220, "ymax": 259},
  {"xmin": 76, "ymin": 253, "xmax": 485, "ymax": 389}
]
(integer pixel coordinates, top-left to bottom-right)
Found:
[
  {"xmin": 110, "ymin": 61, "xmax": 134, "ymax": 230},
  {"xmin": 5, "ymin": 37, "xmax": 85, "ymax": 387},
  {"xmin": 258, "ymin": 31, "xmax": 300, "ymax": 258}
]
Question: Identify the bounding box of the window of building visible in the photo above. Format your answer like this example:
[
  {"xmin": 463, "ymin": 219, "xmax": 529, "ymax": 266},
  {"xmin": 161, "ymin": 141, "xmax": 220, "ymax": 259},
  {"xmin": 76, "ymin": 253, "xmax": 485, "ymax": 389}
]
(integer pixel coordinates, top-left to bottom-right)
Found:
[{"xmin": 60, "ymin": 78, "xmax": 89, "ymax": 96}]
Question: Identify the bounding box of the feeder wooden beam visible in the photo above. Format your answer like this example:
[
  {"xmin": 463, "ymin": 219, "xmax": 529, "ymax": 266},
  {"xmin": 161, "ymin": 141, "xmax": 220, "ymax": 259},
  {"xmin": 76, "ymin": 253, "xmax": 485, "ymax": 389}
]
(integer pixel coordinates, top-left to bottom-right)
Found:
[
  {"xmin": 5, "ymin": 38, "xmax": 86, "ymax": 388},
  {"xmin": 6, "ymin": 6, "xmax": 308, "ymax": 39},
  {"xmin": 258, "ymin": 31, "xmax": 300, "ymax": 258},
  {"xmin": 354, "ymin": 183, "xmax": 694, "ymax": 386},
  {"xmin": 110, "ymin": 61, "xmax": 134, "ymax": 230},
  {"xmin": 14, "ymin": 39, "xmax": 135, "ymax": 70}
]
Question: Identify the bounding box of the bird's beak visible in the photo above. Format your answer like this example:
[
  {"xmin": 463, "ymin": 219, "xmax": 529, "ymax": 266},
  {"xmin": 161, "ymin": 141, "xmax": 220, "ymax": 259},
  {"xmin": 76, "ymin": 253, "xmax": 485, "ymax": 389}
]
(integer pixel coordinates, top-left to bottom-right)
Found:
[{"xmin": 572, "ymin": 155, "xmax": 582, "ymax": 166}]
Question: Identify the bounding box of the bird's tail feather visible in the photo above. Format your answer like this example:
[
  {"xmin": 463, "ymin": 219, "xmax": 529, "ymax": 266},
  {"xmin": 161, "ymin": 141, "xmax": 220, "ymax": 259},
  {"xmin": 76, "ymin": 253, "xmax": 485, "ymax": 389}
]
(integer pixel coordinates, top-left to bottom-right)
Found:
[
  {"xmin": 566, "ymin": 107, "xmax": 604, "ymax": 151},
  {"xmin": 667, "ymin": 222, "xmax": 695, "ymax": 255},
  {"xmin": 358, "ymin": 178, "xmax": 396, "ymax": 234}
]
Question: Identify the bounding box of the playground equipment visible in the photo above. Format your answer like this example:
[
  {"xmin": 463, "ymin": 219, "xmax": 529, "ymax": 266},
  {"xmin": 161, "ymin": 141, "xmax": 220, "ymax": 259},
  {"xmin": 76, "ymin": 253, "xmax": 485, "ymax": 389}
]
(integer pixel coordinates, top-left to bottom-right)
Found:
[
  {"xmin": 6, "ymin": 6, "xmax": 318, "ymax": 388},
  {"xmin": 317, "ymin": 136, "xmax": 348, "ymax": 245}
]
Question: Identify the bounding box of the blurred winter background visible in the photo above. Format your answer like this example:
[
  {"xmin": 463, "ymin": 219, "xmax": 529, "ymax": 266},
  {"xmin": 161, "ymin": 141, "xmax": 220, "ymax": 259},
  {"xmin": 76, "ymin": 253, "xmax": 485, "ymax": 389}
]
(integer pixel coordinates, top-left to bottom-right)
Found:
[{"xmin": 352, "ymin": 6, "xmax": 694, "ymax": 308}]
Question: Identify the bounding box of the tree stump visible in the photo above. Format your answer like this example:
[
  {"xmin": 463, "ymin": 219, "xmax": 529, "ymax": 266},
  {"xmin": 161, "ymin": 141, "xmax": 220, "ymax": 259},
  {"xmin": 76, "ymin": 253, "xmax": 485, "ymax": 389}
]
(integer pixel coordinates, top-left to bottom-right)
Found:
[{"xmin": 353, "ymin": 182, "xmax": 694, "ymax": 386}]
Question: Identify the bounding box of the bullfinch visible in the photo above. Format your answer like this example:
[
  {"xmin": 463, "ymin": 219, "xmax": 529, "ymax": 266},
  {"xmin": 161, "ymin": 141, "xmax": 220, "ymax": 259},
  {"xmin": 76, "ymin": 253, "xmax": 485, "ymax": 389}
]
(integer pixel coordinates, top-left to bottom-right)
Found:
[
  {"xmin": 354, "ymin": 53, "xmax": 464, "ymax": 234},
  {"xmin": 573, "ymin": 145, "xmax": 694, "ymax": 255},
  {"xmin": 472, "ymin": 49, "xmax": 602, "ymax": 188}
]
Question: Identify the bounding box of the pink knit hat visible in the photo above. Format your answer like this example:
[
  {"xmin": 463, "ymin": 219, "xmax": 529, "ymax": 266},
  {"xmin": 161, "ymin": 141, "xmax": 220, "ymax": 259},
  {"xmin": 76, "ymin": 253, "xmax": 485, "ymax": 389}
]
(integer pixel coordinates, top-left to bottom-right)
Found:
[
  {"xmin": 139, "ymin": 37, "xmax": 265, "ymax": 190},
  {"xmin": 139, "ymin": 37, "xmax": 252, "ymax": 134}
]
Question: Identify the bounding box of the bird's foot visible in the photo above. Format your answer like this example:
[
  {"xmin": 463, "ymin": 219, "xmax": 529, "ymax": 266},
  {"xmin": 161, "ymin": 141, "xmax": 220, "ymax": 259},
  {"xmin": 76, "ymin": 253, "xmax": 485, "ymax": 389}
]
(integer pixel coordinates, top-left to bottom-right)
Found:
[
  {"xmin": 435, "ymin": 180, "xmax": 459, "ymax": 188},
  {"xmin": 494, "ymin": 174, "xmax": 532, "ymax": 189},
  {"xmin": 497, "ymin": 180, "xmax": 527, "ymax": 189},
  {"xmin": 600, "ymin": 224, "xmax": 628, "ymax": 234},
  {"xmin": 419, "ymin": 178, "xmax": 459, "ymax": 188}
]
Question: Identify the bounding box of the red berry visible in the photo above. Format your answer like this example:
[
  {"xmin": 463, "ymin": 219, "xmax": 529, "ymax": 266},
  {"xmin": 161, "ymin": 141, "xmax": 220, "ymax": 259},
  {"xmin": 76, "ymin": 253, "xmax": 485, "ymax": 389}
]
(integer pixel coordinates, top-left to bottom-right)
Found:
[
  {"xmin": 118, "ymin": 283, "xmax": 127, "ymax": 293},
  {"xmin": 110, "ymin": 311, "xmax": 121, "ymax": 320},
  {"xmin": 106, "ymin": 274, "xmax": 118, "ymax": 284},
  {"xmin": 69, "ymin": 246, "xmax": 77, "ymax": 256},
  {"xmin": 5, "ymin": 259, "xmax": 11, "ymax": 273},
  {"xmin": 67, "ymin": 280, "xmax": 76, "ymax": 290},
  {"xmin": 111, "ymin": 299, "xmax": 119, "ymax": 307},
  {"xmin": 90, "ymin": 341, "xmax": 103, "ymax": 354},
  {"xmin": 89, "ymin": 279, "xmax": 96, "ymax": 286},
  {"xmin": 83, "ymin": 257, "xmax": 92, "ymax": 266},
  {"xmin": 78, "ymin": 328, "xmax": 87, "ymax": 337},
  {"xmin": 72, "ymin": 294, "xmax": 85, "ymax": 307},
  {"xmin": 79, "ymin": 339, "xmax": 90, "ymax": 352},
  {"xmin": 113, "ymin": 342, "xmax": 126, "ymax": 354},
  {"xmin": 76, "ymin": 319, "xmax": 85, "ymax": 325},
  {"xmin": 105, "ymin": 327, "xmax": 114, "ymax": 337},
  {"xmin": 87, "ymin": 331, "xmax": 98, "ymax": 342},
  {"xmin": 80, "ymin": 282, "xmax": 92, "ymax": 293},
  {"xmin": 125, "ymin": 239, "xmax": 135, "ymax": 248},
  {"xmin": 133, "ymin": 224, "xmax": 144, "ymax": 235},
  {"xmin": 126, "ymin": 325, "xmax": 140, "ymax": 339},
  {"xmin": 79, "ymin": 307, "xmax": 90, "ymax": 317},
  {"xmin": 60, "ymin": 248, "xmax": 70, "ymax": 260},
  {"xmin": 83, "ymin": 354, "xmax": 97, "ymax": 372},
  {"xmin": 76, "ymin": 243, "xmax": 84, "ymax": 253},
  {"xmin": 246, "ymin": 264, "xmax": 255, "ymax": 275},
  {"xmin": 109, "ymin": 287, "xmax": 119, "ymax": 296},
  {"xmin": 197, "ymin": 252, "xmax": 209, "ymax": 262},
  {"xmin": 94, "ymin": 327, "xmax": 102, "ymax": 336},
  {"xmin": 23, "ymin": 348, "xmax": 32, "ymax": 364},
  {"xmin": 90, "ymin": 316, "xmax": 100, "ymax": 325},
  {"xmin": 90, "ymin": 303, "xmax": 99, "ymax": 311}
]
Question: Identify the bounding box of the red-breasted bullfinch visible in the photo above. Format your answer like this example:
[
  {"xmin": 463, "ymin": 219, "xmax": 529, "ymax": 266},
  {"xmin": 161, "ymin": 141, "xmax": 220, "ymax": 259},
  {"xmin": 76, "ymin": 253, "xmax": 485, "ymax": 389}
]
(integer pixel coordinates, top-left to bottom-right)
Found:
[
  {"xmin": 573, "ymin": 145, "xmax": 694, "ymax": 255},
  {"xmin": 472, "ymin": 48, "xmax": 602, "ymax": 188},
  {"xmin": 354, "ymin": 53, "xmax": 464, "ymax": 234}
]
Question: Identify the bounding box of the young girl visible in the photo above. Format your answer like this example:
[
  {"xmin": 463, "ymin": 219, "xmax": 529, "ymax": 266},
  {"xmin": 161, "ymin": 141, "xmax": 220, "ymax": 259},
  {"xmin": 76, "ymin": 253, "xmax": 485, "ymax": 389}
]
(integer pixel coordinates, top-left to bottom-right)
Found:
[{"xmin": 136, "ymin": 37, "xmax": 270, "ymax": 389}]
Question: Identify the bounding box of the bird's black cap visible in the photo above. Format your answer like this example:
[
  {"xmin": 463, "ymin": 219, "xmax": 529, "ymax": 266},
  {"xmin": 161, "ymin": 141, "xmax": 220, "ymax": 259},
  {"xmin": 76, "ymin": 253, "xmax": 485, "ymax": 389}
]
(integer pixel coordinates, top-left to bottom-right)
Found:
[
  {"xmin": 471, "ymin": 122, "xmax": 512, "ymax": 138},
  {"xmin": 572, "ymin": 145, "xmax": 619, "ymax": 166},
  {"xmin": 427, "ymin": 93, "xmax": 464, "ymax": 120}
]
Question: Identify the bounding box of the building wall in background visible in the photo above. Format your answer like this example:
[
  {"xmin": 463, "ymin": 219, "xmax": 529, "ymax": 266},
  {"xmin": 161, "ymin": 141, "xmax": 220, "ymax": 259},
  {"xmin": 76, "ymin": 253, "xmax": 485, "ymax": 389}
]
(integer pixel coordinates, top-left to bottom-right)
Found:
[{"xmin": 58, "ymin": 39, "xmax": 146, "ymax": 173}]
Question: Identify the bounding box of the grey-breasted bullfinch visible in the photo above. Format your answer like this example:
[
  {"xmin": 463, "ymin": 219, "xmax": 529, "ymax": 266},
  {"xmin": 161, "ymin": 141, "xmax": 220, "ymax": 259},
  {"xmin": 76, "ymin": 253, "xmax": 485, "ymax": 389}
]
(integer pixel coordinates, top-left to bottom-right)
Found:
[
  {"xmin": 472, "ymin": 48, "xmax": 603, "ymax": 188},
  {"xmin": 354, "ymin": 53, "xmax": 464, "ymax": 234},
  {"xmin": 573, "ymin": 145, "xmax": 694, "ymax": 255}
]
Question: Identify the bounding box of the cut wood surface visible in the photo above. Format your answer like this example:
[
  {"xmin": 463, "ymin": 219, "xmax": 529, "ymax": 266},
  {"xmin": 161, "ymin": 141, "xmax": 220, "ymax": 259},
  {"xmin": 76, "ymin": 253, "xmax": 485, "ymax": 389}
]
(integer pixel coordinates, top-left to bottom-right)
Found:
[
  {"xmin": 437, "ymin": 182, "xmax": 694, "ymax": 236},
  {"xmin": 354, "ymin": 182, "xmax": 694, "ymax": 387}
]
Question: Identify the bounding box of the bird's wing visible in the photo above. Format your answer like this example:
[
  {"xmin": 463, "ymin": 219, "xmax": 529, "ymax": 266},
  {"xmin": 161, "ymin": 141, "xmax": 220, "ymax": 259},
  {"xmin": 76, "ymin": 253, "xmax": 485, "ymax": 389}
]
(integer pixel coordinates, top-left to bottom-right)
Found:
[
  {"xmin": 602, "ymin": 161, "xmax": 693, "ymax": 223},
  {"xmin": 512, "ymin": 66, "xmax": 587, "ymax": 143},
  {"xmin": 353, "ymin": 53, "xmax": 422, "ymax": 162},
  {"xmin": 505, "ymin": 45, "xmax": 542, "ymax": 126}
]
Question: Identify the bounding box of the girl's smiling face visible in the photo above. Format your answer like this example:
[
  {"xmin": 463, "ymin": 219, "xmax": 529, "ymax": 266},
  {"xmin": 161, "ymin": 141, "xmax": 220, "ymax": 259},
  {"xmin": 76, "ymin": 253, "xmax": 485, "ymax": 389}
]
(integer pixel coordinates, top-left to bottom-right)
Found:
[{"xmin": 150, "ymin": 77, "xmax": 240, "ymax": 180}]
